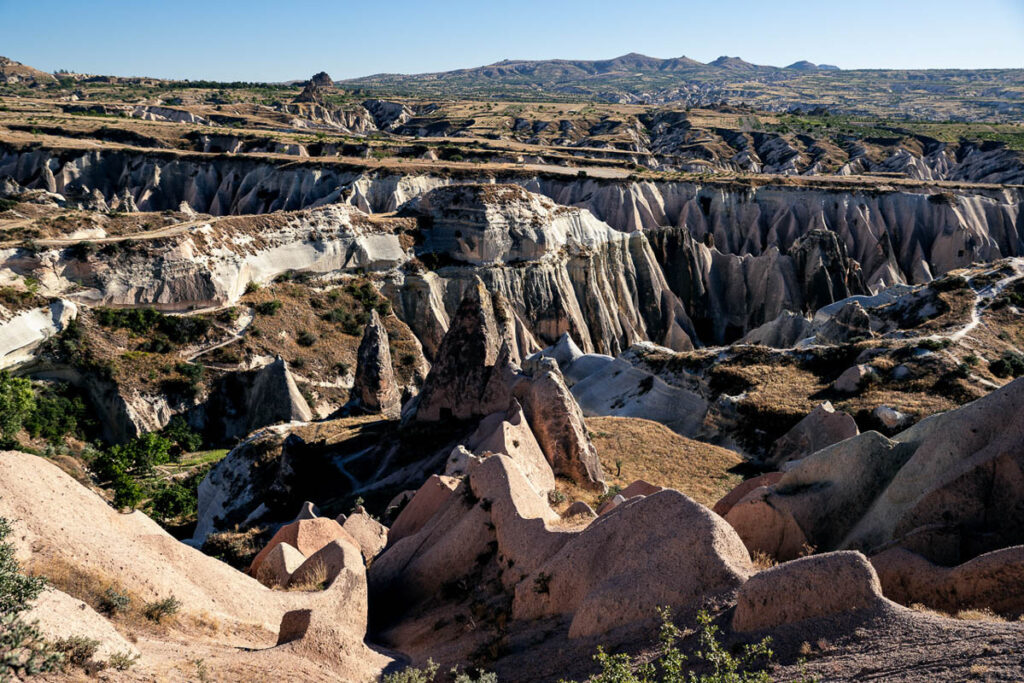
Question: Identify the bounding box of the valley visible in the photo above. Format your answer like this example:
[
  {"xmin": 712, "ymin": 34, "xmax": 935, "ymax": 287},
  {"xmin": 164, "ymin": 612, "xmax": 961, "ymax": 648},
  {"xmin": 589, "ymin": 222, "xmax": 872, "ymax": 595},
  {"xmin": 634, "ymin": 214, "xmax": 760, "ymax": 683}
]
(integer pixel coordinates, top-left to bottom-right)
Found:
[{"xmin": 1, "ymin": 54, "xmax": 1024, "ymax": 682}]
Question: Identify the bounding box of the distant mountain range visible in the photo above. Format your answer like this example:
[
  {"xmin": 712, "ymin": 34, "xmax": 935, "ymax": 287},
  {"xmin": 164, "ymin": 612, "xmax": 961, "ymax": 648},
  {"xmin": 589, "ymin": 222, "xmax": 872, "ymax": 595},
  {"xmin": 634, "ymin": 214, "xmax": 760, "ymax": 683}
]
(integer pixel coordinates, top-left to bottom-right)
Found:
[{"xmin": 338, "ymin": 53, "xmax": 1024, "ymax": 121}]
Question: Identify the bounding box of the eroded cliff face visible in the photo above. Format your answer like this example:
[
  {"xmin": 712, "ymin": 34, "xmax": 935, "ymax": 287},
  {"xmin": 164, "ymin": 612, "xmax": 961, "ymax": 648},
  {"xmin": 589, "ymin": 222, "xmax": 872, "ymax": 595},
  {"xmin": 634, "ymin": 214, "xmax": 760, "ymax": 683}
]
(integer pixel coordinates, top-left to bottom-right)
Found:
[
  {"xmin": 3, "ymin": 146, "xmax": 1023, "ymax": 354},
  {"xmin": 4, "ymin": 146, "xmax": 1020, "ymax": 291}
]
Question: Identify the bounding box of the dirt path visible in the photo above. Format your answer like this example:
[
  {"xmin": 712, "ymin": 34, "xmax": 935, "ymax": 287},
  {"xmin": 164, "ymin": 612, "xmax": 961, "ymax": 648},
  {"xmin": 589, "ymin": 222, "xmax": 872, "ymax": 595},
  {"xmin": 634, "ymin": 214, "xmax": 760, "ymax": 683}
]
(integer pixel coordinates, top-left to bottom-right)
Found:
[
  {"xmin": 186, "ymin": 307, "xmax": 255, "ymax": 362},
  {"xmin": 0, "ymin": 216, "xmax": 221, "ymax": 248}
]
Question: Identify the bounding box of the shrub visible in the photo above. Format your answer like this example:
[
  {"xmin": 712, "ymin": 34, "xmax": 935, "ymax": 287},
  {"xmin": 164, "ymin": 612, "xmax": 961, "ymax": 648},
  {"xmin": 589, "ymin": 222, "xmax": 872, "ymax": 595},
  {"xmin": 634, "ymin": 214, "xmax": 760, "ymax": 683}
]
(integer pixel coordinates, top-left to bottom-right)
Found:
[
  {"xmin": 107, "ymin": 650, "xmax": 139, "ymax": 671},
  {"xmin": 143, "ymin": 596, "xmax": 180, "ymax": 622},
  {"xmin": 990, "ymin": 351, "xmax": 1024, "ymax": 379},
  {"xmin": 381, "ymin": 659, "xmax": 440, "ymax": 683},
  {"xmin": 161, "ymin": 415, "xmax": 202, "ymax": 453},
  {"xmin": 53, "ymin": 635, "xmax": 100, "ymax": 667},
  {"xmin": 296, "ymin": 330, "xmax": 317, "ymax": 347},
  {"xmin": 917, "ymin": 337, "xmax": 952, "ymax": 352},
  {"xmin": 564, "ymin": 608, "xmax": 774, "ymax": 683},
  {"xmin": 0, "ymin": 515, "xmax": 47, "ymax": 616},
  {"xmin": 24, "ymin": 382, "xmax": 88, "ymax": 445},
  {"xmin": 255, "ymin": 300, "xmax": 283, "ymax": 316},
  {"xmin": 146, "ymin": 480, "xmax": 198, "ymax": 524},
  {"xmin": 98, "ymin": 588, "xmax": 131, "ymax": 616},
  {"xmin": 0, "ymin": 613, "xmax": 62, "ymax": 678},
  {"xmin": 0, "ymin": 372, "xmax": 35, "ymax": 441}
]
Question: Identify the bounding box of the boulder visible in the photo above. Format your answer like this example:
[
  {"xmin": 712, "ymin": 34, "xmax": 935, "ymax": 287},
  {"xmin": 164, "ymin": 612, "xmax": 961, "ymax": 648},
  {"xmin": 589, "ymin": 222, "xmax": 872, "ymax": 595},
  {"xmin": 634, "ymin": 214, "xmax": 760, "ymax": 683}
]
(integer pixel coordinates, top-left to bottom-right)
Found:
[
  {"xmin": 275, "ymin": 539, "xmax": 385, "ymax": 676},
  {"xmin": 386, "ymin": 474, "xmax": 460, "ymax": 546},
  {"xmin": 597, "ymin": 493, "xmax": 626, "ymax": 515},
  {"xmin": 443, "ymin": 445, "xmax": 483, "ymax": 477},
  {"xmin": 873, "ymin": 405, "xmax": 910, "ymax": 430},
  {"xmin": 872, "ymin": 546, "xmax": 1024, "ymax": 616},
  {"xmin": 768, "ymin": 402, "xmax": 858, "ymax": 466},
  {"xmin": 814, "ymin": 301, "xmax": 872, "ymax": 344},
  {"xmin": 250, "ymin": 518, "xmax": 359, "ymax": 577},
  {"xmin": 619, "ymin": 479, "xmax": 662, "ymax": 499},
  {"xmin": 833, "ymin": 364, "xmax": 875, "ymax": 393},
  {"xmin": 25, "ymin": 588, "xmax": 140, "ymax": 662},
  {"xmin": 739, "ymin": 310, "xmax": 814, "ymax": 348},
  {"xmin": 564, "ymin": 501, "xmax": 596, "ymax": 519},
  {"xmin": 733, "ymin": 551, "xmax": 887, "ymax": 632},
  {"xmin": 288, "ymin": 539, "xmax": 363, "ymax": 590},
  {"xmin": 514, "ymin": 489, "xmax": 752, "ymax": 638},
  {"xmin": 256, "ymin": 541, "xmax": 306, "ymax": 588},
  {"xmin": 352, "ymin": 309, "xmax": 402, "ymax": 416},
  {"xmin": 712, "ymin": 472, "xmax": 784, "ymax": 517},
  {"xmin": 724, "ymin": 486, "xmax": 810, "ymax": 560},
  {"xmin": 342, "ymin": 511, "xmax": 388, "ymax": 560}
]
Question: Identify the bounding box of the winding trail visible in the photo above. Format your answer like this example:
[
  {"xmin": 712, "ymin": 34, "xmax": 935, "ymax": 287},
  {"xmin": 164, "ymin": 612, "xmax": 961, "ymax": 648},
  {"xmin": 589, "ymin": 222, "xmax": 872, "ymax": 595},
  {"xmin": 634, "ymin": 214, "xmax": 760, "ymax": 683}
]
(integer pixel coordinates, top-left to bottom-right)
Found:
[{"xmin": 186, "ymin": 307, "xmax": 255, "ymax": 362}]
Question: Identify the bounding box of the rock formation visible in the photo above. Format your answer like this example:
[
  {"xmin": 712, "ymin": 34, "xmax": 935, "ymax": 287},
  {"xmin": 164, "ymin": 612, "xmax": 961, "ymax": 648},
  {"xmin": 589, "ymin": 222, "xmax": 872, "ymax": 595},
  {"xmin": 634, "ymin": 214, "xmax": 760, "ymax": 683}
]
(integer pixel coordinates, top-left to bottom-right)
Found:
[
  {"xmin": 726, "ymin": 377, "xmax": 1024, "ymax": 564},
  {"xmin": 768, "ymin": 401, "xmax": 859, "ymax": 466},
  {"xmin": 352, "ymin": 309, "xmax": 402, "ymax": 416},
  {"xmin": 733, "ymin": 551, "xmax": 889, "ymax": 632}
]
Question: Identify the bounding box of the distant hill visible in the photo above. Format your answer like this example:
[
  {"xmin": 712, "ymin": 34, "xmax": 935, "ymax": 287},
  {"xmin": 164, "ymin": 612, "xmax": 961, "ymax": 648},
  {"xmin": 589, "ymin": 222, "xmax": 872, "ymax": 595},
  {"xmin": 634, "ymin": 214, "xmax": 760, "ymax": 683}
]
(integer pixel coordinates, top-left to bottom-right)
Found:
[
  {"xmin": 0, "ymin": 56, "xmax": 56, "ymax": 85},
  {"xmin": 339, "ymin": 52, "xmax": 1024, "ymax": 122}
]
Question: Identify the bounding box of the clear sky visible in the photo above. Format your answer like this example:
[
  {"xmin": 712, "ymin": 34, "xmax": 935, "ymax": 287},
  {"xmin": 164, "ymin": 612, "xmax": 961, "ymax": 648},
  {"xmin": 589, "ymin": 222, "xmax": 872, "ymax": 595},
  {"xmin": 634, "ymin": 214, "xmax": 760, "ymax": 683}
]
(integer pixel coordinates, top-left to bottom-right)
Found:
[{"xmin": 1, "ymin": 0, "xmax": 1022, "ymax": 82}]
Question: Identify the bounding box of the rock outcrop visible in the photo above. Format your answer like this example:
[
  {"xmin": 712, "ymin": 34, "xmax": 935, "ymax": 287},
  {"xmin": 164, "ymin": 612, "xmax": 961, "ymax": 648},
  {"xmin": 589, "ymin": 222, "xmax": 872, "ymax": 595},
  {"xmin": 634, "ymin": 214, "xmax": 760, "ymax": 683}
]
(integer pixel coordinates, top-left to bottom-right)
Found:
[
  {"xmin": 198, "ymin": 357, "xmax": 312, "ymax": 441},
  {"xmin": 25, "ymin": 588, "xmax": 140, "ymax": 662},
  {"xmin": 0, "ymin": 449, "xmax": 390, "ymax": 680},
  {"xmin": 768, "ymin": 401, "xmax": 858, "ymax": 466},
  {"xmin": 733, "ymin": 551, "xmax": 888, "ymax": 632},
  {"xmin": 725, "ymin": 377, "xmax": 1024, "ymax": 565},
  {"xmin": 514, "ymin": 488, "xmax": 751, "ymax": 638},
  {"xmin": 873, "ymin": 546, "xmax": 1024, "ymax": 616},
  {"xmin": 352, "ymin": 310, "xmax": 402, "ymax": 416},
  {"xmin": 371, "ymin": 453, "xmax": 751, "ymax": 650}
]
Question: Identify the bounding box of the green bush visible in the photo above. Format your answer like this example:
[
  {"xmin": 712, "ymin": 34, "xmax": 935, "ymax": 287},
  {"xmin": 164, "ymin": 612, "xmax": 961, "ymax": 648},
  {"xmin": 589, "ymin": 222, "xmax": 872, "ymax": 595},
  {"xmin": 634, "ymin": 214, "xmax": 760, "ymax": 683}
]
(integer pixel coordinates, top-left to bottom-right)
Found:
[
  {"xmin": 53, "ymin": 635, "xmax": 99, "ymax": 667},
  {"xmin": 146, "ymin": 480, "xmax": 198, "ymax": 524},
  {"xmin": 161, "ymin": 416, "xmax": 202, "ymax": 453},
  {"xmin": 96, "ymin": 307, "xmax": 210, "ymax": 345},
  {"xmin": 143, "ymin": 596, "xmax": 180, "ymax": 623},
  {"xmin": 23, "ymin": 383, "xmax": 88, "ymax": 445},
  {"xmin": 990, "ymin": 351, "xmax": 1024, "ymax": 378},
  {"xmin": 98, "ymin": 588, "xmax": 131, "ymax": 616},
  {"xmin": 565, "ymin": 608, "xmax": 774, "ymax": 683},
  {"xmin": 255, "ymin": 300, "xmax": 283, "ymax": 316},
  {"xmin": 108, "ymin": 650, "xmax": 139, "ymax": 671},
  {"xmin": 0, "ymin": 372, "xmax": 35, "ymax": 441},
  {"xmin": 296, "ymin": 330, "xmax": 317, "ymax": 347},
  {"xmin": 381, "ymin": 659, "xmax": 439, "ymax": 683},
  {"xmin": 0, "ymin": 515, "xmax": 46, "ymax": 616}
]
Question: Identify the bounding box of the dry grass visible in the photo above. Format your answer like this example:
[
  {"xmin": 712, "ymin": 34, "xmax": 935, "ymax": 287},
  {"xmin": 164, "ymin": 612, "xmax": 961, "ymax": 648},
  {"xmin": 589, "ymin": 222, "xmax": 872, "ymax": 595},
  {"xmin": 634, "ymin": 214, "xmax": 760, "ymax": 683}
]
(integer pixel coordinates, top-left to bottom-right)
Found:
[
  {"xmin": 585, "ymin": 416, "xmax": 744, "ymax": 508},
  {"xmin": 28, "ymin": 554, "xmax": 178, "ymax": 633},
  {"xmin": 287, "ymin": 558, "xmax": 328, "ymax": 592},
  {"xmin": 751, "ymin": 551, "xmax": 778, "ymax": 570},
  {"xmin": 955, "ymin": 608, "xmax": 1008, "ymax": 623},
  {"xmin": 910, "ymin": 603, "xmax": 1010, "ymax": 623}
]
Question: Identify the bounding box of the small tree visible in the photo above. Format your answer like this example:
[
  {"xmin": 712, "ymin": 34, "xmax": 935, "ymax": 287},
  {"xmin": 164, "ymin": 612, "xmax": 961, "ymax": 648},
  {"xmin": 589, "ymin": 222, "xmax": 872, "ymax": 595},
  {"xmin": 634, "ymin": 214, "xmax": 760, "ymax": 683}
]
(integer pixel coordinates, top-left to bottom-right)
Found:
[{"xmin": 0, "ymin": 372, "xmax": 35, "ymax": 442}]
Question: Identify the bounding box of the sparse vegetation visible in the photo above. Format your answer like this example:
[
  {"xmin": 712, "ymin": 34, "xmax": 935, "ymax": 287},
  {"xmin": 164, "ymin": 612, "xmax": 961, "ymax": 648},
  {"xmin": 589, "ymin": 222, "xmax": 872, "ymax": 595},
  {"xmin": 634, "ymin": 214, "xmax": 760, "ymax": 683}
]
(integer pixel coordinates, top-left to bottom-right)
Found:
[
  {"xmin": 565, "ymin": 608, "xmax": 774, "ymax": 683},
  {"xmin": 143, "ymin": 595, "xmax": 181, "ymax": 623},
  {"xmin": 0, "ymin": 511, "xmax": 61, "ymax": 678}
]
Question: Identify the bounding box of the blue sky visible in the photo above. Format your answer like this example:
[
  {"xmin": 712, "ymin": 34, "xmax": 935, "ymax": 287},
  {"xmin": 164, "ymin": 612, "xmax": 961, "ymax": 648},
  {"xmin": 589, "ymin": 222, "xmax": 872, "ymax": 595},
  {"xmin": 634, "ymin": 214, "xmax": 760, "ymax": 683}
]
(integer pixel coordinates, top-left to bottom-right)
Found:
[{"xmin": 1, "ymin": 0, "xmax": 1022, "ymax": 81}]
